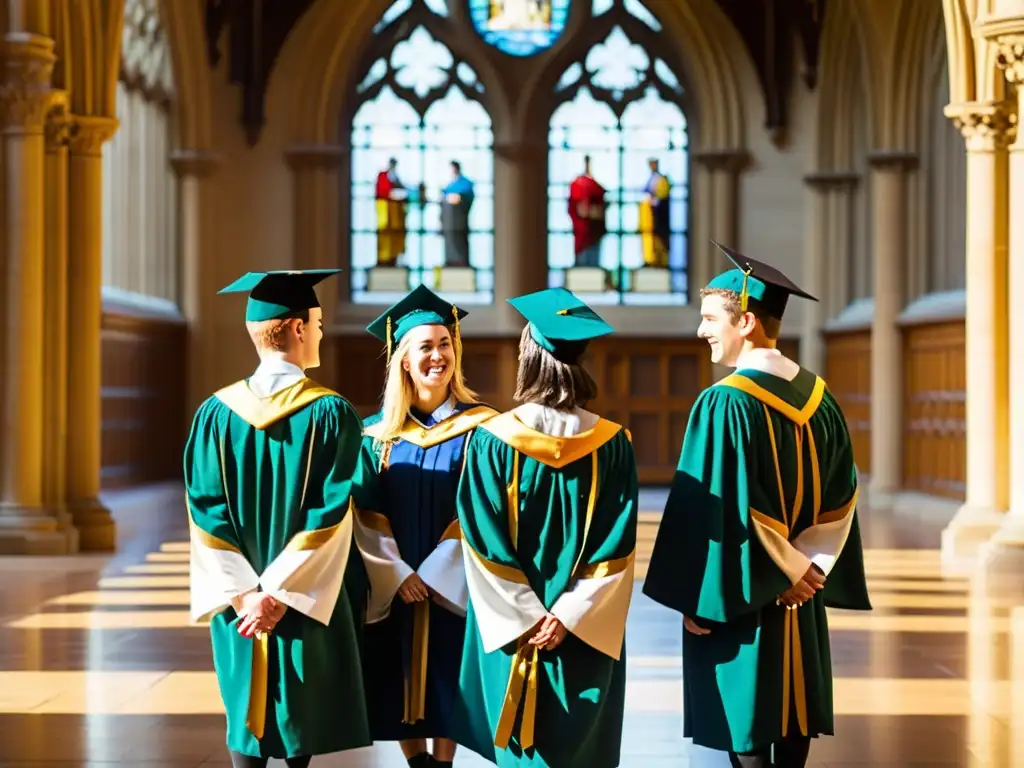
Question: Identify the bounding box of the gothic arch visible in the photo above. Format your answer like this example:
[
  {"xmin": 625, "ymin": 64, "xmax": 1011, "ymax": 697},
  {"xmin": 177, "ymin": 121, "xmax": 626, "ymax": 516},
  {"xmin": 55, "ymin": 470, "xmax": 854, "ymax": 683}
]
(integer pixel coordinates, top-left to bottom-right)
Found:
[
  {"xmin": 887, "ymin": 0, "xmax": 945, "ymax": 151},
  {"xmin": 63, "ymin": 0, "xmax": 122, "ymax": 118},
  {"xmin": 518, "ymin": 0, "xmax": 746, "ymax": 151},
  {"xmin": 270, "ymin": 0, "xmax": 511, "ymax": 146},
  {"xmin": 156, "ymin": 0, "xmax": 213, "ymax": 149},
  {"xmin": 814, "ymin": 0, "xmax": 872, "ymax": 171},
  {"xmin": 941, "ymin": 0, "xmax": 1008, "ymax": 105}
]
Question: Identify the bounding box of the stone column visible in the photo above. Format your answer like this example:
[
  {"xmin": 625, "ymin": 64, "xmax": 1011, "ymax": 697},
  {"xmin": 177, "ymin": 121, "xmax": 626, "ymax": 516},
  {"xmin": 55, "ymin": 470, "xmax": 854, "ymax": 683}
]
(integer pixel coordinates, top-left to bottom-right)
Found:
[
  {"xmin": 802, "ymin": 173, "xmax": 860, "ymax": 370},
  {"xmin": 171, "ymin": 149, "xmax": 223, "ymax": 415},
  {"xmin": 977, "ymin": 42, "xmax": 1024, "ymax": 593},
  {"xmin": 285, "ymin": 144, "xmax": 347, "ymax": 384},
  {"xmin": 66, "ymin": 114, "xmax": 119, "ymax": 551},
  {"xmin": 865, "ymin": 151, "xmax": 917, "ymax": 503},
  {"xmin": 42, "ymin": 92, "xmax": 78, "ymax": 552},
  {"xmin": 822, "ymin": 175, "xmax": 860, "ymax": 317},
  {"xmin": 493, "ymin": 142, "xmax": 548, "ymax": 331},
  {"xmin": 694, "ymin": 150, "xmax": 748, "ymax": 381},
  {"xmin": 0, "ymin": 33, "xmax": 70, "ymax": 555},
  {"xmin": 939, "ymin": 101, "xmax": 1015, "ymax": 571},
  {"xmin": 693, "ymin": 150, "xmax": 747, "ymax": 289}
]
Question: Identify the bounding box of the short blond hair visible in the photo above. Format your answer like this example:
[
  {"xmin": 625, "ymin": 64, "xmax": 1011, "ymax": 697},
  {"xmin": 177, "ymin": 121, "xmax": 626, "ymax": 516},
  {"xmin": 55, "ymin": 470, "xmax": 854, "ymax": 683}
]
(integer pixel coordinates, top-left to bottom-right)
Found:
[
  {"xmin": 245, "ymin": 320, "xmax": 291, "ymax": 352},
  {"xmin": 699, "ymin": 287, "xmax": 782, "ymax": 340}
]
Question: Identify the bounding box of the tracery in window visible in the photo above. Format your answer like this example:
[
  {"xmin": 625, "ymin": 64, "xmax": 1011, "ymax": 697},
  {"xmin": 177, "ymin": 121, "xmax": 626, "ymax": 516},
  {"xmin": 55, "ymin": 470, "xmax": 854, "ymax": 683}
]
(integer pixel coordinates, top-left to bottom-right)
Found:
[
  {"xmin": 549, "ymin": 0, "xmax": 689, "ymax": 304},
  {"xmin": 349, "ymin": 0, "xmax": 494, "ymax": 305}
]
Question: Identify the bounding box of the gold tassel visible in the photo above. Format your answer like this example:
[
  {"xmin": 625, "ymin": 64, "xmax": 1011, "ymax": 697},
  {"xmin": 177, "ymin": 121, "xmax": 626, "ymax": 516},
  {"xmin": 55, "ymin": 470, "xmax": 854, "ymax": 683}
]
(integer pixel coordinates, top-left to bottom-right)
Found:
[
  {"xmin": 386, "ymin": 315, "xmax": 393, "ymax": 364},
  {"xmin": 452, "ymin": 304, "xmax": 462, "ymax": 362},
  {"xmin": 739, "ymin": 267, "xmax": 753, "ymax": 312}
]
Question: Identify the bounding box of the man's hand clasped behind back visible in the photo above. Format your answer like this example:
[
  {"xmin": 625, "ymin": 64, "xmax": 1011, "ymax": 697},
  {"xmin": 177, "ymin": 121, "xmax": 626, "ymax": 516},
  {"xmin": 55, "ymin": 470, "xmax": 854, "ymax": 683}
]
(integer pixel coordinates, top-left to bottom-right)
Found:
[
  {"xmin": 777, "ymin": 564, "xmax": 826, "ymax": 609},
  {"xmin": 237, "ymin": 591, "xmax": 287, "ymax": 638},
  {"xmin": 682, "ymin": 565, "xmax": 827, "ymax": 635}
]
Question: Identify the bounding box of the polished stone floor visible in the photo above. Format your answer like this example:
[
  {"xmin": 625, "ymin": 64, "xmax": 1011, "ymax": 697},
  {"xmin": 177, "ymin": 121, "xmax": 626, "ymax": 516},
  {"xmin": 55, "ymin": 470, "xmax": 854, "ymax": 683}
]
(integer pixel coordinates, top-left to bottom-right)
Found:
[{"xmin": 0, "ymin": 483, "xmax": 1015, "ymax": 766}]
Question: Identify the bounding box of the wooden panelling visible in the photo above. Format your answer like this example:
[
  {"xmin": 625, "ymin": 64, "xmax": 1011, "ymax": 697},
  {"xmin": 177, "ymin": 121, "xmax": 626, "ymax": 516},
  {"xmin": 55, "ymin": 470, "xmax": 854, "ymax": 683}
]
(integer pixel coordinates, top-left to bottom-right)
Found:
[
  {"xmin": 823, "ymin": 330, "xmax": 872, "ymax": 473},
  {"xmin": 901, "ymin": 321, "xmax": 966, "ymax": 500},
  {"xmin": 330, "ymin": 334, "xmax": 723, "ymax": 483},
  {"xmin": 101, "ymin": 311, "xmax": 187, "ymax": 489}
]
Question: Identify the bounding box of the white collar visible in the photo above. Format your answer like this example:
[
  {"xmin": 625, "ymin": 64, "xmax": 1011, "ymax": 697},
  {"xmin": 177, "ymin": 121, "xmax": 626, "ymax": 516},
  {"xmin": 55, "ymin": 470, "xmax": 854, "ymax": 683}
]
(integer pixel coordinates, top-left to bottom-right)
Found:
[
  {"xmin": 409, "ymin": 395, "xmax": 458, "ymax": 428},
  {"xmin": 733, "ymin": 347, "xmax": 800, "ymax": 382},
  {"xmin": 513, "ymin": 403, "xmax": 600, "ymax": 437},
  {"xmin": 248, "ymin": 359, "xmax": 306, "ymax": 397}
]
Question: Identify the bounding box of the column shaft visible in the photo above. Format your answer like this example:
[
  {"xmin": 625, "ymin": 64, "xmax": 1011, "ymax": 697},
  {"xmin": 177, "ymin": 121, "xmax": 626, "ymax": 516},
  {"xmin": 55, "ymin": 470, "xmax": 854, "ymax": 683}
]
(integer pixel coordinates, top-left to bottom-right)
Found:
[
  {"xmin": 0, "ymin": 33, "xmax": 68, "ymax": 554},
  {"xmin": 171, "ymin": 149, "xmax": 223, "ymax": 415},
  {"xmin": 867, "ymin": 152, "xmax": 915, "ymax": 498},
  {"xmin": 42, "ymin": 94, "xmax": 77, "ymax": 550},
  {"xmin": 940, "ymin": 100, "xmax": 1015, "ymax": 571},
  {"xmin": 493, "ymin": 142, "xmax": 548, "ymax": 331},
  {"xmin": 66, "ymin": 115, "xmax": 119, "ymax": 551},
  {"xmin": 286, "ymin": 144, "xmax": 346, "ymax": 385},
  {"xmin": 801, "ymin": 177, "xmax": 829, "ymax": 373}
]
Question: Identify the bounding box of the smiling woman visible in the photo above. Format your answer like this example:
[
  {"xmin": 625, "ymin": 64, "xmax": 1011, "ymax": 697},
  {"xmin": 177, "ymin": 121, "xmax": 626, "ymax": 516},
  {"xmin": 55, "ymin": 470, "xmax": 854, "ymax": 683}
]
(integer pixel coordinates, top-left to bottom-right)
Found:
[{"xmin": 350, "ymin": 284, "xmax": 497, "ymax": 768}]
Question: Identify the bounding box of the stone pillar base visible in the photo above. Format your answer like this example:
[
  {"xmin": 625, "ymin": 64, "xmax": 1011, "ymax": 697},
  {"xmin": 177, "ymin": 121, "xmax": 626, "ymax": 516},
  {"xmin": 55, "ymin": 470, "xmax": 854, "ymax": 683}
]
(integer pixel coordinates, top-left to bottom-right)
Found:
[
  {"xmin": 0, "ymin": 506, "xmax": 75, "ymax": 554},
  {"xmin": 69, "ymin": 498, "xmax": 116, "ymax": 551},
  {"xmin": 941, "ymin": 504, "xmax": 1005, "ymax": 573},
  {"xmin": 978, "ymin": 517, "xmax": 1024, "ymax": 601}
]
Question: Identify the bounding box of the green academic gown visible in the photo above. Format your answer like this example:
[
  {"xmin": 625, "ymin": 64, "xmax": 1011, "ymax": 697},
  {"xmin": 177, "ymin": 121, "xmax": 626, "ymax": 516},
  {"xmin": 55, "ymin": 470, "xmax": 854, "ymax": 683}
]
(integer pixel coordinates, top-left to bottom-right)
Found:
[
  {"xmin": 452, "ymin": 410, "xmax": 639, "ymax": 768},
  {"xmin": 184, "ymin": 377, "xmax": 373, "ymax": 759},
  {"xmin": 642, "ymin": 367, "xmax": 871, "ymax": 754}
]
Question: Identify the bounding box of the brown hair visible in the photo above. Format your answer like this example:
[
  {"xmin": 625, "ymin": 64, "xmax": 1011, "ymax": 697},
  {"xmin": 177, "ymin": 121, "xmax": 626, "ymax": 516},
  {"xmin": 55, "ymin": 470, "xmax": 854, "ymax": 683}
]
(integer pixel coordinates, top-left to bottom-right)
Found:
[
  {"xmin": 513, "ymin": 325, "xmax": 599, "ymax": 410},
  {"xmin": 699, "ymin": 287, "xmax": 781, "ymax": 340},
  {"xmin": 246, "ymin": 309, "xmax": 310, "ymax": 352}
]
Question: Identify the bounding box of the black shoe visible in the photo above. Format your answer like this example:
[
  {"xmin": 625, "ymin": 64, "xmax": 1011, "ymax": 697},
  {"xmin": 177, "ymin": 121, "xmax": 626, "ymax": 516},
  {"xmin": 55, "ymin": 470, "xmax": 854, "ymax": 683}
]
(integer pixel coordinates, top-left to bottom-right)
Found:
[
  {"xmin": 429, "ymin": 759, "xmax": 453, "ymax": 768},
  {"xmin": 408, "ymin": 754, "xmax": 432, "ymax": 768}
]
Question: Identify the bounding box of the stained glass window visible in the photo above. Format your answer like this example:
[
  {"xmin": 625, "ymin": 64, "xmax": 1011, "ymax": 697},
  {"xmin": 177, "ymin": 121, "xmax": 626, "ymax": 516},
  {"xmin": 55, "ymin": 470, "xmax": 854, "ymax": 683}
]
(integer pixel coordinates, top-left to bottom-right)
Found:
[
  {"xmin": 468, "ymin": 0, "xmax": 572, "ymax": 57},
  {"xmin": 549, "ymin": 0, "xmax": 689, "ymax": 304},
  {"xmin": 349, "ymin": 0, "xmax": 493, "ymax": 305}
]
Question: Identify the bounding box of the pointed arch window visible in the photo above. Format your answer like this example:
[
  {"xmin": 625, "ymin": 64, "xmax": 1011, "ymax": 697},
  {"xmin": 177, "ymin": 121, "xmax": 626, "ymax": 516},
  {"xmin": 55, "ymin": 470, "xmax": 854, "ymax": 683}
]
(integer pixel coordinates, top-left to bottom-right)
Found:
[
  {"xmin": 348, "ymin": 0, "xmax": 494, "ymax": 305},
  {"xmin": 547, "ymin": 0, "xmax": 690, "ymax": 304}
]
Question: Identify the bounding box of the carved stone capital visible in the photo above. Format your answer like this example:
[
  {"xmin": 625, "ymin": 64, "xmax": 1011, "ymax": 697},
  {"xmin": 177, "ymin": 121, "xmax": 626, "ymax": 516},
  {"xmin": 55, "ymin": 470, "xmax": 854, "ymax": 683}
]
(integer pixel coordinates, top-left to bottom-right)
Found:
[
  {"xmin": 169, "ymin": 149, "xmax": 224, "ymax": 179},
  {"xmin": 68, "ymin": 115, "xmax": 119, "ymax": 157},
  {"xmin": 284, "ymin": 144, "xmax": 348, "ymax": 171},
  {"xmin": 996, "ymin": 35, "xmax": 1024, "ymax": 84},
  {"xmin": 866, "ymin": 150, "xmax": 918, "ymax": 172},
  {"xmin": 45, "ymin": 91, "xmax": 72, "ymax": 152},
  {"xmin": 803, "ymin": 171, "xmax": 860, "ymax": 192},
  {"xmin": 0, "ymin": 33, "xmax": 57, "ymax": 133},
  {"xmin": 693, "ymin": 149, "xmax": 750, "ymax": 173},
  {"xmin": 944, "ymin": 100, "xmax": 1018, "ymax": 151}
]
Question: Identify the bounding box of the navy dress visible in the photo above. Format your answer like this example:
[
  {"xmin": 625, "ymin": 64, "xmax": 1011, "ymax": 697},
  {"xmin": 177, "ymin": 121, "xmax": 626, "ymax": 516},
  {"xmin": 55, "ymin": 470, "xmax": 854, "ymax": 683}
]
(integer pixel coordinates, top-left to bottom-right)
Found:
[{"xmin": 353, "ymin": 400, "xmax": 497, "ymax": 741}]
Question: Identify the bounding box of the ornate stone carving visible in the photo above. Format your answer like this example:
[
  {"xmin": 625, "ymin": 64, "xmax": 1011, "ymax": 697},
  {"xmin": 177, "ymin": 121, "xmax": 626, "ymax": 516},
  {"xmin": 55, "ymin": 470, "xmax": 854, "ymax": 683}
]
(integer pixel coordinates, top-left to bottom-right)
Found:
[
  {"xmin": 68, "ymin": 115, "xmax": 119, "ymax": 157},
  {"xmin": 45, "ymin": 92, "xmax": 72, "ymax": 151},
  {"xmin": 121, "ymin": 0, "xmax": 173, "ymax": 105},
  {"xmin": 996, "ymin": 35, "xmax": 1024, "ymax": 84},
  {"xmin": 284, "ymin": 144, "xmax": 348, "ymax": 171},
  {"xmin": 945, "ymin": 100, "xmax": 1018, "ymax": 151},
  {"xmin": 0, "ymin": 34, "xmax": 57, "ymax": 133}
]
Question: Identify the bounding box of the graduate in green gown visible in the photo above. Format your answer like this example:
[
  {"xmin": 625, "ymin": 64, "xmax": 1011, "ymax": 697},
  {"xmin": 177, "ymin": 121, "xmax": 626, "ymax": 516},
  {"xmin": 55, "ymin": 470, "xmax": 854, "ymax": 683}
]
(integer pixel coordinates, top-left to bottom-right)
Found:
[
  {"xmin": 184, "ymin": 270, "xmax": 371, "ymax": 768},
  {"xmin": 352, "ymin": 286, "xmax": 498, "ymax": 768},
  {"xmin": 642, "ymin": 243, "xmax": 871, "ymax": 768},
  {"xmin": 453, "ymin": 288, "xmax": 639, "ymax": 768}
]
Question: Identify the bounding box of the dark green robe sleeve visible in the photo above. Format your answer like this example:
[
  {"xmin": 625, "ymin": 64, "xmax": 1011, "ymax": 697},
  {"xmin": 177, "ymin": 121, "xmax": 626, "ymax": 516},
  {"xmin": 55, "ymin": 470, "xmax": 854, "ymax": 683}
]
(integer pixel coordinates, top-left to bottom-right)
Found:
[
  {"xmin": 184, "ymin": 397, "xmax": 243, "ymax": 547},
  {"xmin": 642, "ymin": 387, "xmax": 793, "ymax": 623}
]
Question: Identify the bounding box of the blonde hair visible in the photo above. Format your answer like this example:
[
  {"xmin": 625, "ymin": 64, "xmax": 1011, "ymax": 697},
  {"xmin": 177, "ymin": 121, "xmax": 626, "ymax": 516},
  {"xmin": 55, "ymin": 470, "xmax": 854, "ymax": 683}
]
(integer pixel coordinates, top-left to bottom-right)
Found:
[
  {"xmin": 375, "ymin": 324, "xmax": 478, "ymax": 444},
  {"xmin": 245, "ymin": 310, "xmax": 310, "ymax": 352}
]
